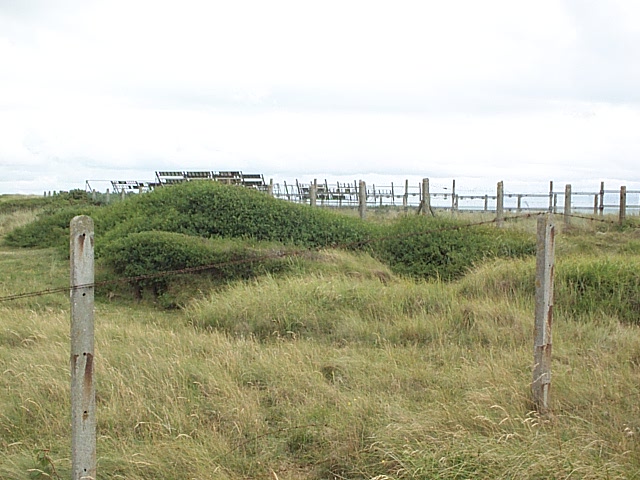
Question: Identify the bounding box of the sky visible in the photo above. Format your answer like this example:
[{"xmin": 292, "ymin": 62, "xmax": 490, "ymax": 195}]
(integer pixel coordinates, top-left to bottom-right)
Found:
[{"xmin": 1, "ymin": 0, "xmax": 640, "ymax": 196}]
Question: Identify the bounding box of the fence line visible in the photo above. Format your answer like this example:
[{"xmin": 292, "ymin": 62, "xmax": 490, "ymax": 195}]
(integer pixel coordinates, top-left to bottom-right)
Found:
[
  {"xmin": 267, "ymin": 179, "xmax": 640, "ymax": 217},
  {"xmin": 84, "ymin": 177, "xmax": 640, "ymax": 218}
]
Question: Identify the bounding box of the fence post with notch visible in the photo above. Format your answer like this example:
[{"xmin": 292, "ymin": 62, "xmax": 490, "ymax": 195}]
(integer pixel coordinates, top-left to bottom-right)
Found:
[
  {"xmin": 70, "ymin": 215, "xmax": 96, "ymax": 480},
  {"xmin": 599, "ymin": 181, "xmax": 605, "ymax": 215}
]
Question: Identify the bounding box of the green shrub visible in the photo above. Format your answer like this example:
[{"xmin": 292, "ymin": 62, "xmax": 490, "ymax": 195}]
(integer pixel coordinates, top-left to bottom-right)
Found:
[
  {"xmin": 101, "ymin": 231, "xmax": 292, "ymax": 297},
  {"xmin": 373, "ymin": 216, "xmax": 535, "ymax": 280},
  {"xmin": 99, "ymin": 181, "xmax": 374, "ymax": 249}
]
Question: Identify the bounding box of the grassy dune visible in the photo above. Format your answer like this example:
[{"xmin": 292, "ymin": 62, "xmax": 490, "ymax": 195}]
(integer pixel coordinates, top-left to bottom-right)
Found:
[{"xmin": 0, "ymin": 201, "xmax": 639, "ymax": 479}]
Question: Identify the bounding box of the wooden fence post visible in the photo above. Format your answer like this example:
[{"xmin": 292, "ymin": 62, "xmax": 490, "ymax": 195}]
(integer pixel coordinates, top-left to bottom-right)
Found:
[
  {"xmin": 593, "ymin": 194, "xmax": 598, "ymax": 215},
  {"xmin": 451, "ymin": 179, "xmax": 456, "ymax": 214},
  {"xmin": 496, "ymin": 181, "xmax": 504, "ymax": 227},
  {"xmin": 70, "ymin": 216, "xmax": 96, "ymax": 480},
  {"xmin": 533, "ymin": 213, "xmax": 555, "ymax": 414},
  {"xmin": 358, "ymin": 180, "xmax": 367, "ymax": 220},
  {"xmin": 599, "ymin": 181, "xmax": 605, "ymax": 216},
  {"xmin": 517, "ymin": 195, "xmax": 522, "ymax": 213},
  {"xmin": 420, "ymin": 178, "xmax": 430, "ymax": 216},
  {"xmin": 267, "ymin": 179, "xmax": 274, "ymax": 197},
  {"xmin": 548, "ymin": 181, "xmax": 554, "ymax": 213},
  {"xmin": 283, "ymin": 181, "xmax": 290, "ymax": 201},
  {"xmin": 564, "ymin": 184, "xmax": 572, "ymax": 227},
  {"xmin": 403, "ymin": 180, "xmax": 409, "ymax": 212},
  {"xmin": 620, "ymin": 186, "xmax": 627, "ymax": 225},
  {"xmin": 310, "ymin": 179, "xmax": 317, "ymax": 207}
]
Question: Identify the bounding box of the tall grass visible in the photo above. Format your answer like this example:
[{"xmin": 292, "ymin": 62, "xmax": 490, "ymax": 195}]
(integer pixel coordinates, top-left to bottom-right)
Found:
[{"xmin": 1, "ymin": 201, "xmax": 639, "ymax": 478}]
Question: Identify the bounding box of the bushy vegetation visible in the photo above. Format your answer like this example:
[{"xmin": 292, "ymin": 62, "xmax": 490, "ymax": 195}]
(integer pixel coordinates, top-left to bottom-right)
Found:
[
  {"xmin": 101, "ymin": 231, "xmax": 294, "ymax": 304},
  {"xmin": 5, "ymin": 182, "xmax": 538, "ymax": 300},
  {"xmin": 374, "ymin": 216, "xmax": 535, "ymax": 280},
  {"xmin": 95, "ymin": 181, "xmax": 375, "ymax": 249}
]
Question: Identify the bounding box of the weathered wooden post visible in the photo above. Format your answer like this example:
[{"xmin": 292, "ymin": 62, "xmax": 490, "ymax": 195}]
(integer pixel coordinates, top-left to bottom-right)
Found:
[
  {"xmin": 403, "ymin": 180, "xmax": 409, "ymax": 212},
  {"xmin": 496, "ymin": 181, "xmax": 504, "ymax": 227},
  {"xmin": 451, "ymin": 179, "xmax": 456, "ymax": 213},
  {"xmin": 593, "ymin": 194, "xmax": 598, "ymax": 215},
  {"xmin": 420, "ymin": 178, "xmax": 430, "ymax": 216},
  {"xmin": 106, "ymin": 189, "xmax": 110, "ymax": 204},
  {"xmin": 120, "ymin": 189, "xmax": 125, "ymax": 201},
  {"xmin": 533, "ymin": 213, "xmax": 554, "ymax": 414},
  {"xmin": 599, "ymin": 181, "xmax": 605, "ymax": 216},
  {"xmin": 70, "ymin": 216, "xmax": 96, "ymax": 480},
  {"xmin": 517, "ymin": 195, "xmax": 522, "ymax": 213},
  {"xmin": 548, "ymin": 181, "xmax": 554, "ymax": 213},
  {"xmin": 358, "ymin": 180, "xmax": 367, "ymax": 220},
  {"xmin": 310, "ymin": 179, "xmax": 317, "ymax": 207},
  {"xmin": 267, "ymin": 179, "xmax": 274, "ymax": 197},
  {"xmin": 484, "ymin": 194, "xmax": 488, "ymax": 212},
  {"xmin": 283, "ymin": 181, "xmax": 290, "ymax": 201},
  {"xmin": 564, "ymin": 184, "xmax": 572, "ymax": 228},
  {"xmin": 391, "ymin": 182, "xmax": 395, "ymax": 206},
  {"xmin": 620, "ymin": 186, "xmax": 627, "ymax": 225}
]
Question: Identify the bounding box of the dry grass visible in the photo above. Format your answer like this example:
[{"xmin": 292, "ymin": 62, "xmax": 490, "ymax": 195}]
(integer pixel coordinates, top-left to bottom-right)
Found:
[{"xmin": 1, "ymin": 217, "xmax": 639, "ymax": 479}]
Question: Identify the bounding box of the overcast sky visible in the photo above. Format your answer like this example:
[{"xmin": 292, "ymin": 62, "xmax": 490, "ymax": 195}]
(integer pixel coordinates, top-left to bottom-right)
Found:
[{"xmin": 1, "ymin": 0, "xmax": 639, "ymax": 195}]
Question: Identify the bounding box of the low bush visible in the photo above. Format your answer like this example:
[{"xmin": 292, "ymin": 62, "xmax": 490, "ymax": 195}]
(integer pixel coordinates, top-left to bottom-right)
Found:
[
  {"xmin": 101, "ymin": 231, "xmax": 293, "ymax": 298},
  {"xmin": 98, "ymin": 181, "xmax": 375, "ymax": 249},
  {"xmin": 373, "ymin": 216, "xmax": 535, "ymax": 280}
]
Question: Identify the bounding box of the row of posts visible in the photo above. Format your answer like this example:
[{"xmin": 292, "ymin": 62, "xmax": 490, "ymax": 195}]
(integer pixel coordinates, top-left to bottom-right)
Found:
[
  {"xmin": 72, "ymin": 179, "xmax": 631, "ymax": 225},
  {"xmin": 301, "ymin": 179, "xmax": 630, "ymax": 225}
]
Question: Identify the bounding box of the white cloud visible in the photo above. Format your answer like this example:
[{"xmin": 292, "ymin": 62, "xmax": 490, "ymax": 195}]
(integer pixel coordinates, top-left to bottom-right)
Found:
[{"xmin": 1, "ymin": 0, "xmax": 640, "ymax": 194}]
